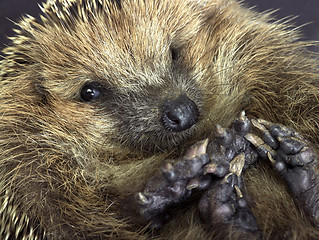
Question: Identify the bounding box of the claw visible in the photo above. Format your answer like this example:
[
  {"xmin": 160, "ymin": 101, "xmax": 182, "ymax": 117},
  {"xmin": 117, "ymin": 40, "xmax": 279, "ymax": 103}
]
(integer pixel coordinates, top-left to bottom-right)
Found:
[
  {"xmin": 215, "ymin": 125, "xmax": 234, "ymax": 145},
  {"xmin": 204, "ymin": 163, "xmax": 218, "ymax": 175},
  {"xmin": 251, "ymin": 119, "xmax": 278, "ymax": 149},
  {"xmin": 233, "ymin": 111, "xmax": 251, "ymax": 134},
  {"xmin": 184, "ymin": 139, "xmax": 208, "ymax": 160},
  {"xmin": 163, "ymin": 162, "xmax": 173, "ymax": 171},
  {"xmin": 136, "ymin": 192, "xmax": 151, "ymax": 206},
  {"xmin": 245, "ymin": 133, "xmax": 275, "ymax": 159},
  {"xmin": 196, "ymin": 139, "xmax": 209, "ymax": 157},
  {"xmin": 234, "ymin": 185, "xmax": 243, "ymax": 198},
  {"xmin": 255, "ymin": 118, "xmax": 273, "ymax": 128},
  {"xmin": 204, "ymin": 163, "xmax": 228, "ymax": 177},
  {"xmin": 245, "ymin": 133, "xmax": 264, "ymax": 147},
  {"xmin": 186, "ymin": 177, "xmax": 200, "ymax": 190},
  {"xmin": 238, "ymin": 111, "xmax": 247, "ymax": 122},
  {"xmin": 251, "ymin": 119, "xmax": 268, "ymax": 132},
  {"xmin": 216, "ymin": 124, "xmax": 226, "ymax": 137},
  {"xmin": 229, "ymin": 153, "xmax": 245, "ymax": 177},
  {"xmin": 267, "ymin": 152, "xmax": 276, "ymax": 164}
]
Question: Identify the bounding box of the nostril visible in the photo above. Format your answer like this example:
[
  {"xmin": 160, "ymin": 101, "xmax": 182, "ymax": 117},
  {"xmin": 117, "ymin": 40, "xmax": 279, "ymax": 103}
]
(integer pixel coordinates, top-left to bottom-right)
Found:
[
  {"xmin": 166, "ymin": 109, "xmax": 182, "ymax": 126},
  {"xmin": 162, "ymin": 94, "xmax": 199, "ymax": 132}
]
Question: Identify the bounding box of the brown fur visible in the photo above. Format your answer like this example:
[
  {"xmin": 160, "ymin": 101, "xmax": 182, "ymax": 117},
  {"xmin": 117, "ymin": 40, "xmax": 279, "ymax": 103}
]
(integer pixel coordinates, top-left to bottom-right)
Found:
[{"xmin": 0, "ymin": 0, "xmax": 319, "ymax": 239}]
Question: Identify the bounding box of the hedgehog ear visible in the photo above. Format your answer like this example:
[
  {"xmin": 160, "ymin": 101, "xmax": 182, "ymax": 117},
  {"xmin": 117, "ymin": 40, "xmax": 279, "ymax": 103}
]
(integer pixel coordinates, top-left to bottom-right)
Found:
[
  {"xmin": 35, "ymin": 82, "xmax": 47, "ymax": 96},
  {"xmin": 3, "ymin": 50, "xmax": 30, "ymax": 65},
  {"xmin": 33, "ymin": 80, "xmax": 50, "ymax": 104},
  {"xmin": 110, "ymin": 0, "xmax": 122, "ymax": 9},
  {"xmin": 2, "ymin": 37, "xmax": 33, "ymax": 66}
]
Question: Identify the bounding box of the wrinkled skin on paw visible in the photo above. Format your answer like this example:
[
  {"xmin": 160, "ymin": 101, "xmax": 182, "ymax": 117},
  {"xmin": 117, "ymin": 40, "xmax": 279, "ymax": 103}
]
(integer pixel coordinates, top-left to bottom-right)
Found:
[
  {"xmin": 246, "ymin": 119, "xmax": 319, "ymax": 226},
  {"xmin": 204, "ymin": 111, "xmax": 258, "ymax": 177},
  {"xmin": 199, "ymin": 112, "xmax": 260, "ymax": 236},
  {"xmin": 133, "ymin": 139, "xmax": 211, "ymax": 229},
  {"xmin": 198, "ymin": 173, "xmax": 260, "ymax": 237},
  {"xmin": 132, "ymin": 113, "xmax": 319, "ymax": 237},
  {"xmin": 132, "ymin": 112, "xmax": 260, "ymax": 235}
]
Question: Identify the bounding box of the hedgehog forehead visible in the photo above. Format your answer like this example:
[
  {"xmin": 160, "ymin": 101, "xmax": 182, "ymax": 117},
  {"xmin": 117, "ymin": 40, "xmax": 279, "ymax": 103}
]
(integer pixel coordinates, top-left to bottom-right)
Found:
[
  {"xmin": 40, "ymin": 0, "xmax": 202, "ymax": 43},
  {"xmin": 32, "ymin": 0, "xmax": 203, "ymax": 88},
  {"xmin": 66, "ymin": 14, "xmax": 172, "ymax": 88}
]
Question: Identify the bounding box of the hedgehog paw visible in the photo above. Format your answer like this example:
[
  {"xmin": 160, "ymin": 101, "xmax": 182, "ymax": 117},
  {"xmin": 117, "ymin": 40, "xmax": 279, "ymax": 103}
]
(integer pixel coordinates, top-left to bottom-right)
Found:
[
  {"xmin": 199, "ymin": 167, "xmax": 260, "ymax": 236},
  {"xmin": 205, "ymin": 111, "xmax": 259, "ymax": 174},
  {"xmin": 246, "ymin": 119, "xmax": 319, "ymax": 226},
  {"xmin": 135, "ymin": 139, "xmax": 211, "ymax": 228},
  {"xmin": 197, "ymin": 111, "xmax": 261, "ymax": 237}
]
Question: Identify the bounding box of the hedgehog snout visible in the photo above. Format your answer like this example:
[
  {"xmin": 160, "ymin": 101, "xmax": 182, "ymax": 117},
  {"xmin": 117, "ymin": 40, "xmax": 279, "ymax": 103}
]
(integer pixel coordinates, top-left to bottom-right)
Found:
[{"xmin": 161, "ymin": 94, "xmax": 199, "ymax": 132}]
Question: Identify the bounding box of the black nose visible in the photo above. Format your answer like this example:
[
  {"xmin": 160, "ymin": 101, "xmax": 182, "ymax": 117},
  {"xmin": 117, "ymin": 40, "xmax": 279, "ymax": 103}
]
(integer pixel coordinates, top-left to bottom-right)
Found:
[{"xmin": 162, "ymin": 94, "xmax": 199, "ymax": 132}]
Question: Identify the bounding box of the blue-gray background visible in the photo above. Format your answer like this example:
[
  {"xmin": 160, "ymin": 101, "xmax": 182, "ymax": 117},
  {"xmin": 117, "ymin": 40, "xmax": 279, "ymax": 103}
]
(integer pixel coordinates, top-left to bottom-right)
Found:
[{"xmin": 0, "ymin": 0, "xmax": 318, "ymax": 52}]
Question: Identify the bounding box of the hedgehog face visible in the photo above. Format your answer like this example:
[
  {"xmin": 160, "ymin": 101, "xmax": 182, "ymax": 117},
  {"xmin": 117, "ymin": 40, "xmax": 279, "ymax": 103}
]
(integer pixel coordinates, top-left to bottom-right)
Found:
[
  {"xmin": 77, "ymin": 75, "xmax": 202, "ymax": 152},
  {"xmin": 14, "ymin": 0, "xmax": 208, "ymax": 152}
]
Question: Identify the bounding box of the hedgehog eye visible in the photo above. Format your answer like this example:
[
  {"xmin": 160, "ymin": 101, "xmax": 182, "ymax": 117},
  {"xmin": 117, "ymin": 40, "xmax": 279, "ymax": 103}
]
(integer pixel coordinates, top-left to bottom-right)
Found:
[
  {"xmin": 170, "ymin": 48, "xmax": 179, "ymax": 61},
  {"xmin": 80, "ymin": 82, "xmax": 102, "ymax": 102}
]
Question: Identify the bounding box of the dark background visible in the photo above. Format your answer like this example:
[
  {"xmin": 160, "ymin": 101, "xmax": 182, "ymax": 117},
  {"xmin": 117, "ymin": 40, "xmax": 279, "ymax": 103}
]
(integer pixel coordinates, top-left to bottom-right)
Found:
[{"xmin": 0, "ymin": 0, "xmax": 318, "ymax": 52}]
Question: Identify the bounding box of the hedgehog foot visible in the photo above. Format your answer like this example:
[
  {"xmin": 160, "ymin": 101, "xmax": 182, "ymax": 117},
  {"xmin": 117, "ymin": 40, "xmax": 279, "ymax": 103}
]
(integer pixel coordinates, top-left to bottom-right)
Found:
[
  {"xmin": 205, "ymin": 111, "xmax": 258, "ymax": 175},
  {"xmin": 246, "ymin": 119, "xmax": 319, "ymax": 226},
  {"xmin": 198, "ymin": 168, "xmax": 261, "ymax": 238},
  {"xmin": 134, "ymin": 139, "xmax": 211, "ymax": 229},
  {"xmin": 198, "ymin": 112, "xmax": 261, "ymax": 237},
  {"xmin": 134, "ymin": 112, "xmax": 260, "ymax": 232}
]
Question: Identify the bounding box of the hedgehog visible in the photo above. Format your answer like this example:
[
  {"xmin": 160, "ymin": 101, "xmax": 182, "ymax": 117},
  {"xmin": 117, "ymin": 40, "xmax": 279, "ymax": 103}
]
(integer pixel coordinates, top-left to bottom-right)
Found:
[{"xmin": 1, "ymin": 0, "xmax": 319, "ymax": 239}]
